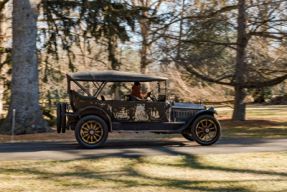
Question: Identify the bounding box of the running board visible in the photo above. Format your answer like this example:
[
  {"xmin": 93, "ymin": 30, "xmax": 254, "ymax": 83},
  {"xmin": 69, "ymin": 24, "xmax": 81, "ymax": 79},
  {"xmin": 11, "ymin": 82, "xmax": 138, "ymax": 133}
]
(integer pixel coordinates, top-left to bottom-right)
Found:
[{"xmin": 112, "ymin": 122, "xmax": 185, "ymax": 131}]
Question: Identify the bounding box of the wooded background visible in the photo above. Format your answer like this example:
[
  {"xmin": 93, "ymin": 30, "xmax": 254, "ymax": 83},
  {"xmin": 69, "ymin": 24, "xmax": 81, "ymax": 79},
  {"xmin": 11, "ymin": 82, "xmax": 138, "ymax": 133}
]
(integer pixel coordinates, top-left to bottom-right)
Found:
[{"xmin": 0, "ymin": 0, "xmax": 287, "ymax": 134}]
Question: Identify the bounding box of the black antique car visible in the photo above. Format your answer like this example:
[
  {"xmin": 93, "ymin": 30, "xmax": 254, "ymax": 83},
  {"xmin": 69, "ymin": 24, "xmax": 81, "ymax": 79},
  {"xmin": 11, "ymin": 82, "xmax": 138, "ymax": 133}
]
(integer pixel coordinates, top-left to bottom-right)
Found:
[{"xmin": 57, "ymin": 70, "xmax": 221, "ymax": 148}]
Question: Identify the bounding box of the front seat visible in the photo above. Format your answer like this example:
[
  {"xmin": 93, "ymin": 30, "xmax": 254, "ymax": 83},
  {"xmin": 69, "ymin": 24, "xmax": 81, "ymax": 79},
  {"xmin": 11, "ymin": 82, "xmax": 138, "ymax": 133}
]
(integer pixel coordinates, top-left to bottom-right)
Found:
[
  {"xmin": 101, "ymin": 95, "xmax": 106, "ymax": 101},
  {"xmin": 125, "ymin": 94, "xmax": 147, "ymax": 101}
]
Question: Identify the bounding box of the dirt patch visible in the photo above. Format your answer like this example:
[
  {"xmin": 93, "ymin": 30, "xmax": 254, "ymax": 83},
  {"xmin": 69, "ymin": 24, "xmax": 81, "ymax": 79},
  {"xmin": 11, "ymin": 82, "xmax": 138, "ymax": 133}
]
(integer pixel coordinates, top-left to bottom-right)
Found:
[{"xmin": 0, "ymin": 128, "xmax": 74, "ymax": 142}]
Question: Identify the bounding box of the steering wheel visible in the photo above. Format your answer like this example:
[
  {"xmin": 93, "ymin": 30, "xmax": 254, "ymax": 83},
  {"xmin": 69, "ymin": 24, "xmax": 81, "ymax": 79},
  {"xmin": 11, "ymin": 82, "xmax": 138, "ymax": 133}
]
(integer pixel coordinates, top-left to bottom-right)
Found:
[{"xmin": 149, "ymin": 95, "xmax": 157, "ymax": 102}]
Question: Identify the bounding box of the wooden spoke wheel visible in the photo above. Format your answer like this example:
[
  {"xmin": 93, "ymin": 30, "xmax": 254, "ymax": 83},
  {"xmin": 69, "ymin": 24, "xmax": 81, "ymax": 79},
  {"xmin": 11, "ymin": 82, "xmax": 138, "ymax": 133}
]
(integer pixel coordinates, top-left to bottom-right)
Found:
[
  {"xmin": 195, "ymin": 119, "xmax": 217, "ymax": 142},
  {"xmin": 80, "ymin": 121, "xmax": 104, "ymax": 144},
  {"xmin": 191, "ymin": 115, "xmax": 221, "ymax": 146},
  {"xmin": 75, "ymin": 115, "xmax": 108, "ymax": 148}
]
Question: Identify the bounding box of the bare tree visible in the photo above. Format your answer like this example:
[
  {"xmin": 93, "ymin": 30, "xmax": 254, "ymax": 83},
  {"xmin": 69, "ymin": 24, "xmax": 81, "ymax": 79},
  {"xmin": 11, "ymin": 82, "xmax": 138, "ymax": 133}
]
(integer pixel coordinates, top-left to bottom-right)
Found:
[{"xmin": 162, "ymin": 0, "xmax": 287, "ymax": 120}]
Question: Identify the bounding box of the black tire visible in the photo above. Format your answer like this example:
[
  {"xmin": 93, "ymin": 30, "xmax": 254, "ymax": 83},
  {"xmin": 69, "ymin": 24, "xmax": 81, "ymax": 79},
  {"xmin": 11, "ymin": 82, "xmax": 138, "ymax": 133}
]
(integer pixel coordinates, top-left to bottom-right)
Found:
[
  {"xmin": 182, "ymin": 132, "xmax": 194, "ymax": 141},
  {"xmin": 61, "ymin": 103, "xmax": 67, "ymax": 133},
  {"xmin": 75, "ymin": 115, "xmax": 109, "ymax": 149},
  {"xmin": 191, "ymin": 115, "xmax": 221, "ymax": 146},
  {"xmin": 57, "ymin": 103, "xmax": 62, "ymax": 133}
]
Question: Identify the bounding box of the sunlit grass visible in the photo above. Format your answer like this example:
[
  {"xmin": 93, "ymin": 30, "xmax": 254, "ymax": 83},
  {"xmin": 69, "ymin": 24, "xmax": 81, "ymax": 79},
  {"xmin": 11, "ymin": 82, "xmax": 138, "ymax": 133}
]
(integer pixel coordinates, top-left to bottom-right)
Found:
[
  {"xmin": 0, "ymin": 152, "xmax": 287, "ymax": 191},
  {"xmin": 215, "ymin": 104, "xmax": 287, "ymax": 118}
]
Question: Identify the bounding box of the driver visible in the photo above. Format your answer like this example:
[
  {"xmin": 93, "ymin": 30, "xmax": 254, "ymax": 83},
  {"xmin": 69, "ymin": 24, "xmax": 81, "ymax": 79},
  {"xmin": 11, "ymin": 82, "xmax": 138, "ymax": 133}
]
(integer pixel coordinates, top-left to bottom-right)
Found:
[{"xmin": 131, "ymin": 82, "xmax": 151, "ymax": 99}]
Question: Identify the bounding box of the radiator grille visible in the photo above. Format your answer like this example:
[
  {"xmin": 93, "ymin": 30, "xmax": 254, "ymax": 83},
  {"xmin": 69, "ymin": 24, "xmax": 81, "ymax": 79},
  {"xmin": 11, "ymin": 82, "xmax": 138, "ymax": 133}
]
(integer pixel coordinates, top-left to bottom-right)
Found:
[{"xmin": 171, "ymin": 109, "xmax": 198, "ymax": 122}]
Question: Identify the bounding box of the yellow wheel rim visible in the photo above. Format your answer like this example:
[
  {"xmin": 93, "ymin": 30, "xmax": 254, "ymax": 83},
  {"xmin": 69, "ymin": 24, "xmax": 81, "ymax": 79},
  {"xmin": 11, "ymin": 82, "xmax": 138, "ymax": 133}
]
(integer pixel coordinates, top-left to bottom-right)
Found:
[
  {"xmin": 195, "ymin": 119, "xmax": 217, "ymax": 142},
  {"xmin": 80, "ymin": 121, "xmax": 103, "ymax": 144}
]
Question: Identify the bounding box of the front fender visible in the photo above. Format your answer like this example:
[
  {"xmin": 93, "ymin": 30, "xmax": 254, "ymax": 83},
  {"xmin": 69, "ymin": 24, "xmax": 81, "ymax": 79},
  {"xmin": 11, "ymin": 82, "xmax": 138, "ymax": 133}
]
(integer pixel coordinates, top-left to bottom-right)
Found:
[{"xmin": 174, "ymin": 108, "xmax": 218, "ymax": 132}]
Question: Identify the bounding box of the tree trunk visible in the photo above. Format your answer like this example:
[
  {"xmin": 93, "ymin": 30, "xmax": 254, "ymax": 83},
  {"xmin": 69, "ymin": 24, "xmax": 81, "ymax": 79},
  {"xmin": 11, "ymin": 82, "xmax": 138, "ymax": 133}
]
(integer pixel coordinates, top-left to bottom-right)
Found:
[
  {"xmin": 233, "ymin": 86, "xmax": 246, "ymax": 120},
  {"xmin": 232, "ymin": 0, "xmax": 247, "ymax": 121},
  {"xmin": 108, "ymin": 34, "xmax": 122, "ymax": 100},
  {"xmin": 140, "ymin": 19, "xmax": 151, "ymax": 93},
  {"xmin": 140, "ymin": 37, "xmax": 150, "ymax": 93},
  {"xmin": 0, "ymin": 2, "xmax": 7, "ymax": 119},
  {"xmin": 131, "ymin": 0, "xmax": 163, "ymax": 94},
  {"xmin": 140, "ymin": 24, "xmax": 150, "ymax": 75},
  {"xmin": 0, "ymin": 0, "xmax": 50, "ymax": 134},
  {"xmin": 131, "ymin": 0, "xmax": 151, "ymax": 76}
]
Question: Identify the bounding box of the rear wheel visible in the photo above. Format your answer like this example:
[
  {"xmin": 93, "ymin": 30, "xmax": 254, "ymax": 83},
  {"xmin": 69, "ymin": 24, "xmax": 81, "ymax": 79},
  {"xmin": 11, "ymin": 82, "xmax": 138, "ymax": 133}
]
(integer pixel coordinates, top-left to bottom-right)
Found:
[
  {"xmin": 191, "ymin": 115, "xmax": 221, "ymax": 146},
  {"xmin": 61, "ymin": 103, "xmax": 67, "ymax": 133},
  {"xmin": 56, "ymin": 103, "xmax": 62, "ymax": 133},
  {"xmin": 75, "ymin": 115, "xmax": 108, "ymax": 148}
]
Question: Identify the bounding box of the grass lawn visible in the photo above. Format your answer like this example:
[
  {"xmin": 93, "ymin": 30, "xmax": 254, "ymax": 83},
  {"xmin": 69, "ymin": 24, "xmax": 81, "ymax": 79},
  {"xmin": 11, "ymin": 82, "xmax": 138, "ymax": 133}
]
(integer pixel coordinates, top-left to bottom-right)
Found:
[
  {"xmin": 1, "ymin": 105, "xmax": 286, "ymax": 192},
  {"xmin": 215, "ymin": 105, "xmax": 287, "ymax": 139},
  {"xmin": 0, "ymin": 152, "xmax": 286, "ymax": 192}
]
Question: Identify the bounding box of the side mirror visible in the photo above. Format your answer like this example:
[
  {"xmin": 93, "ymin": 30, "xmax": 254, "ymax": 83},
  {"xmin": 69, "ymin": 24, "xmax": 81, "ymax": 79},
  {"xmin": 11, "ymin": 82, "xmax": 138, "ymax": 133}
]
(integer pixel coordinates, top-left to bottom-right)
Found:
[{"xmin": 171, "ymin": 101, "xmax": 175, "ymax": 106}]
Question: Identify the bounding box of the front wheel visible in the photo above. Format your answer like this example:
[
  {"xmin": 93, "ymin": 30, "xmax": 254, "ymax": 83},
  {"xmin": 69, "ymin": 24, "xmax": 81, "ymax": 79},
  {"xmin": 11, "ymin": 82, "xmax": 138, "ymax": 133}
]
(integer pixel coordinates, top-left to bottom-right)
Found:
[
  {"xmin": 191, "ymin": 115, "xmax": 221, "ymax": 146},
  {"xmin": 75, "ymin": 115, "xmax": 108, "ymax": 149}
]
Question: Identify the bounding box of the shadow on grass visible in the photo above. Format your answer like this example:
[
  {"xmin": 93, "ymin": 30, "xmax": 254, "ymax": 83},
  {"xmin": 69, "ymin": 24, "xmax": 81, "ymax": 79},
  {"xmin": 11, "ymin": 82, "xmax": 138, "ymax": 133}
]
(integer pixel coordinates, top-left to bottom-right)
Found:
[
  {"xmin": 1, "ymin": 147, "xmax": 287, "ymax": 191},
  {"xmin": 0, "ymin": 163, "xmax": 252, "ymax": 191}
]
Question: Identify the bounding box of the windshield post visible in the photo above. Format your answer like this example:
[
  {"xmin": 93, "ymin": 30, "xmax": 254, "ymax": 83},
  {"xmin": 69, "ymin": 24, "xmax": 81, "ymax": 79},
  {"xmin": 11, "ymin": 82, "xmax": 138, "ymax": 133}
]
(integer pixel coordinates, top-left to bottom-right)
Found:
[{"xmin": 165, "ymin": 80, "xmax": 167, "ymax": 99}]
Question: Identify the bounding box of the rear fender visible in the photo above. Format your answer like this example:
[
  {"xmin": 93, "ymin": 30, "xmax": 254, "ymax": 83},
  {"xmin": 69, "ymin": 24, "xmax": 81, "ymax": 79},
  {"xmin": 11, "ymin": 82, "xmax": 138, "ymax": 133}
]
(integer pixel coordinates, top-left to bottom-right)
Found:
[{"xmin": 75, "ymin": 106, "xmax": 112, "ymax": 132}]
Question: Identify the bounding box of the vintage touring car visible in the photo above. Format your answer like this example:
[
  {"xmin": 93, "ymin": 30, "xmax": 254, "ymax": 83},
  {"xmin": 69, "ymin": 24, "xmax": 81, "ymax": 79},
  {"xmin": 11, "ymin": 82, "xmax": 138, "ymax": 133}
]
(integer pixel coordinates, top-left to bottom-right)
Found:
[{"xmin": 57, "ymin": 70, "xmax": 221, "ymax": 148}]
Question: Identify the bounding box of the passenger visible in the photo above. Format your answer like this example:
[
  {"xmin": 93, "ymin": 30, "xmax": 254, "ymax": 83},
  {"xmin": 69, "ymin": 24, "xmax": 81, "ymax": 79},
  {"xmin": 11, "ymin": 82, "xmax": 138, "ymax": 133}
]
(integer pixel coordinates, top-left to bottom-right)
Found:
[{"xmin": 131, "ymin": 82, "xmax": 151, "ymax": 99}]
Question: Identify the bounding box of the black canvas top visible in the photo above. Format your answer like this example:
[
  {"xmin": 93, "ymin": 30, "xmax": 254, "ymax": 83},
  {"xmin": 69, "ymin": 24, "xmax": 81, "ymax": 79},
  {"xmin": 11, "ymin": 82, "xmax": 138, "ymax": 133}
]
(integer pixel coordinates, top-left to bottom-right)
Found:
[{"xmin": 67, "ymin": 70, "xmax": 168, "ymax": 82}]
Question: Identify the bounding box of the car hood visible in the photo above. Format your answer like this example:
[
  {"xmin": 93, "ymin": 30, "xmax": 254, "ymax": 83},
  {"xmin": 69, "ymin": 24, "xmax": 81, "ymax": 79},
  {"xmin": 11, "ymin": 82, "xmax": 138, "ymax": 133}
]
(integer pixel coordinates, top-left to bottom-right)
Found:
[{"xmin": 172, "ymin": 102, "xmax": 205, "ymax": 109}]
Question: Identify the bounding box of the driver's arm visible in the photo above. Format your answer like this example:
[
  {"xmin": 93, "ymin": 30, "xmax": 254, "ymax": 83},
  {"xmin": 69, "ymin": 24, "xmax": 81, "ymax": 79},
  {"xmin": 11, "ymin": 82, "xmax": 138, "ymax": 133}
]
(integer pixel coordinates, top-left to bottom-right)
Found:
[
  {"xmin": 143, "ymin": 91, "xmax": 152, "ymax": 99},
  {"xmin": 142, "ymin": 92, "xmax": 148, "ymax": 99}
]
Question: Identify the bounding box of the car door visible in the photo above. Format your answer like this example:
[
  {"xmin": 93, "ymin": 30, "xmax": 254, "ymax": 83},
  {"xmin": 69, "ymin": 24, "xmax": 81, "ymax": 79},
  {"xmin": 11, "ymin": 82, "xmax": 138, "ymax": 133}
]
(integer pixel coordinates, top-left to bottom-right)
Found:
[
  {"xmin": 112, "ymin": 100, "xmax": 133, "ymax": 122},
  {"xmin": 131, "ymin": 101, "xmax": 149, "ymax": 122},
  {"xmin": 146, "ymin": 101, "xmax": 168, "ymax": 122}
]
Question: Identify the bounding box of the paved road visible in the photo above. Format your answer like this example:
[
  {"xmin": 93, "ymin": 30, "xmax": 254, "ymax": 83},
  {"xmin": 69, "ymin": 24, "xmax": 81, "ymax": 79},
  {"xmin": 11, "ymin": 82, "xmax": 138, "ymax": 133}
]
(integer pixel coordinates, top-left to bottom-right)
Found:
[{"xmin": 0, "ymin": 138, "xmax": 287, "ymax": 161}]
